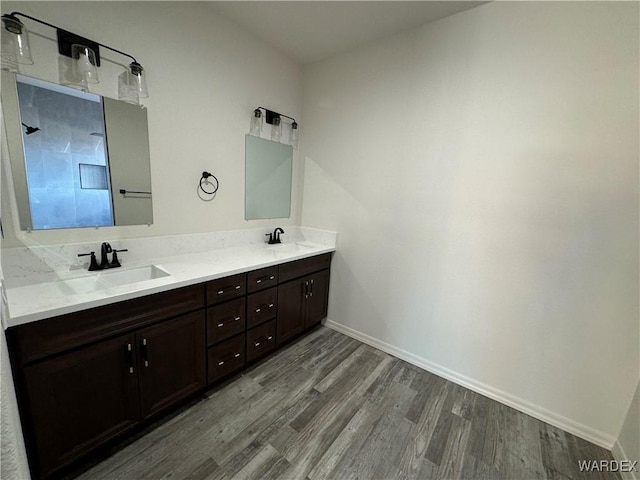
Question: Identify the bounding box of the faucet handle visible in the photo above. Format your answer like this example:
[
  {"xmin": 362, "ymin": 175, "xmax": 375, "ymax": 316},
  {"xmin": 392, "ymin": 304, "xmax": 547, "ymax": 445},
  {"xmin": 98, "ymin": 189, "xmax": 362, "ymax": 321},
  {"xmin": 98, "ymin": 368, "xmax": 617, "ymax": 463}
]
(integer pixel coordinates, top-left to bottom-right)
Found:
[
  {"xmin": 110, "ymin": 249, "xmax": 128, "ymax": 268},
  {"xmin": 78, "ymin": 252, "xmax": 101, "ymax": 271},
  {"xmin": 265, "ymin": 233, "xmax": 274, "ymax": 244}
]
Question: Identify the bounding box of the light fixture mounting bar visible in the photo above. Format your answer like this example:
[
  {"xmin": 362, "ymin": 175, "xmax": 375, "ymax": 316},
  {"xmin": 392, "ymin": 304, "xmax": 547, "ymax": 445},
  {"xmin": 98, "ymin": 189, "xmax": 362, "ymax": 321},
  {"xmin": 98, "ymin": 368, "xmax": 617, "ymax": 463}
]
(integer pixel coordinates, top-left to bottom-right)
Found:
[
  {"xmin": 258, "ymin": 107, "xmax": 297, "ymax": 126},
  {"xmin": 8, "ymin": 11, "xmax": 139, "ymax": 65}
]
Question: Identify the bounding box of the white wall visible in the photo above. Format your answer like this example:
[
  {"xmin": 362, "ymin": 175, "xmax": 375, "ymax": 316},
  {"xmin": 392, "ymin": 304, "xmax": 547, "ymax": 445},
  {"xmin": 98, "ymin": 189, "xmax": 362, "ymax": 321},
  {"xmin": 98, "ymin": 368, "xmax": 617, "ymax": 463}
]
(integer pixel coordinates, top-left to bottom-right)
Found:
[
  {"xmin": 301, "ymin": 1, "xmax": 639, "ymax": 447},
  {"xmin": 1, "ymin": 1, "xmax": 303, "ymax": 247}
]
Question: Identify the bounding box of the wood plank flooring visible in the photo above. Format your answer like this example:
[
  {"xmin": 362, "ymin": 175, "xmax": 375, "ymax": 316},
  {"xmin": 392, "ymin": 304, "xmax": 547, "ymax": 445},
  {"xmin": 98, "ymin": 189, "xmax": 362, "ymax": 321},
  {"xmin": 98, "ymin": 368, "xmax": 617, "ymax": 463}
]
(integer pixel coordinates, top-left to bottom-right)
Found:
[{"xmin": 76, "ymin": 327, "xmax": 619, "ymax": 480}]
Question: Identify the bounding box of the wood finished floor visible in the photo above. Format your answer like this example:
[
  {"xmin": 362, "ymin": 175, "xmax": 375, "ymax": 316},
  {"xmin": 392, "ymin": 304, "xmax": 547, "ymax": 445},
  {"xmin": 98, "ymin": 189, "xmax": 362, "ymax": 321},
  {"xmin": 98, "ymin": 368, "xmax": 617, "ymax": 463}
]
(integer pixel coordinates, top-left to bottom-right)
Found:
[{"xmin": 77, "ymin": 327, "xmax": 619, "ymax": 480}]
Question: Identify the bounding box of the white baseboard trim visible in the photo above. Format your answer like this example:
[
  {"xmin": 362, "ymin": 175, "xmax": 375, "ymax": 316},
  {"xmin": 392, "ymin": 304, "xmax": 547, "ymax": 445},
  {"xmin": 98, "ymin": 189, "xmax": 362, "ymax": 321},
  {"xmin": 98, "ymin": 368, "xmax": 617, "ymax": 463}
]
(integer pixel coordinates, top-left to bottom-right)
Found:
[
  {"xmin": 323, "ymin": 318, "xmax": 616, "ymax": 450},
  {"xmin": 612, "ymin": 442, "xmax": 639, "ymax": 480}
]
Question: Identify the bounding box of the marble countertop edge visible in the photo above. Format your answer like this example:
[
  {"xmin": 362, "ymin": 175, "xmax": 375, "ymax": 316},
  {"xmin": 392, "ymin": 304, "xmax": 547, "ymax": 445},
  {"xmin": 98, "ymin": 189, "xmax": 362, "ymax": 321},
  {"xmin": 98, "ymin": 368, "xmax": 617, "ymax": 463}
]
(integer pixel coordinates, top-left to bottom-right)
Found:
[{"xmin": 4, "ymin": 242, "xmax": 336, "ymax": 329}]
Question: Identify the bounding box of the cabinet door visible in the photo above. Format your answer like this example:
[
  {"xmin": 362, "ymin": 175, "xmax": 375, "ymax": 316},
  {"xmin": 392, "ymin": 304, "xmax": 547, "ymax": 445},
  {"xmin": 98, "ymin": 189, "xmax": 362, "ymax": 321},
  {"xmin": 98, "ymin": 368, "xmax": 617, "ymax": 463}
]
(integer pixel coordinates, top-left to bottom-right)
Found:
[
  {"xmin": 306, "ymin": 269, "xmax": 330, "ymax": 327},
  {"xmin": 276, "ymin": 278, "xmax": 306, "ymax": 346},
  {"xmin": 23, "ymin": 333, "xmax": 140, "ymax": 479},
  {"xmin": 137, "ymin": 311, "xmax": 206, "ymax": 419}
]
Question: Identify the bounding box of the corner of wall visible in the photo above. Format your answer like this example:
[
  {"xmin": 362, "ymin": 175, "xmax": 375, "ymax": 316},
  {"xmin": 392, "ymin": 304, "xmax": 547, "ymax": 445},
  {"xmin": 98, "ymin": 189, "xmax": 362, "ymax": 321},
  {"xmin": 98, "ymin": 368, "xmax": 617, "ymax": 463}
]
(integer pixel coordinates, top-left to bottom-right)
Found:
[{"xmin": 613, "ymin": 380, "xmax": 640, "ymax": 480}]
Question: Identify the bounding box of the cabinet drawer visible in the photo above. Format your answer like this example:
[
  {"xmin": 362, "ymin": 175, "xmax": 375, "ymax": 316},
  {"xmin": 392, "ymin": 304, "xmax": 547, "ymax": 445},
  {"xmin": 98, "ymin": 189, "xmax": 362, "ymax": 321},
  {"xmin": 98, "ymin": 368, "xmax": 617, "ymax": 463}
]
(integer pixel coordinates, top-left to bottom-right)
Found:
[
  {"xmin": 247, "ymin": 266, "xmax": 278, "ymax": 293},
  {"xmin": 246, "ymin": 320, "xmax": 276, "ymax": 363},
  {"xmin": 206, "ymin": 274, "xmax": 246, "ymax": 305},
  {"xmin": 278, "ymin": 253, "xmax": 331, "ymax": 283},
  {"xmin": 207, "ymin": 334, "xmax": 246, "ymax": 384},
  {"xmin": 246, "ymin": 288, "xmax": 277, "ymax": 328},
  {"xmin": 207, "ymin": 298, "xmax": 246, "ymax": 346}
]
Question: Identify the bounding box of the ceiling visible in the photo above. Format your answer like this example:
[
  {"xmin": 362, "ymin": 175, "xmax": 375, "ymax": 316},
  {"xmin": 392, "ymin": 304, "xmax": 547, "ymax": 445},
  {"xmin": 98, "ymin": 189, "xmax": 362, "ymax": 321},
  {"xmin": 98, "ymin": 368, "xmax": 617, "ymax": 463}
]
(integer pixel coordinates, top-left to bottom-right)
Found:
[{"xmin": 209, "ymin": 2, "xmax": 488, "ymax": 65}]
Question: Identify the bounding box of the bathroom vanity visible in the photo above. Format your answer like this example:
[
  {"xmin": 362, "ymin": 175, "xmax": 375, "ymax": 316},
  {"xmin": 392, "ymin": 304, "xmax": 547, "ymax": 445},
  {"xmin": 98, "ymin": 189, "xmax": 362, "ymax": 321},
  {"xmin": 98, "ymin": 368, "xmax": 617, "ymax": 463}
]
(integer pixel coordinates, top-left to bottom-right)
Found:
[{"xmin": 4, "ymin": 247, "xmax": 332, "ymax": 480}]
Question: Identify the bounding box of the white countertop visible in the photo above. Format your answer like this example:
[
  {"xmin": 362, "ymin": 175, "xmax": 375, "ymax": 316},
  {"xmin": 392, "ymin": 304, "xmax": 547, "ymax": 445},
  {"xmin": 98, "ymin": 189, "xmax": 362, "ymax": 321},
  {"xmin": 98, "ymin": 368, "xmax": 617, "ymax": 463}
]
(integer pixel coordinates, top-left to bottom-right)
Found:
[{"xmin": 4, "ymin": 241, "xmax": 335, "ymax": 329}]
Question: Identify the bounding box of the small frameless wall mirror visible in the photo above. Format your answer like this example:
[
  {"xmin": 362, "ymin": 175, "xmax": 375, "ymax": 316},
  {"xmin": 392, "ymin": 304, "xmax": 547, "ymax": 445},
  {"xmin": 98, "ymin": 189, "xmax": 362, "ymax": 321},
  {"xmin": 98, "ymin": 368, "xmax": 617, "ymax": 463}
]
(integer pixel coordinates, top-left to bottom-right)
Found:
[
  {"xmin": 245, "ymin": 135, "xmax": 292, "ymax": 220},
  {"xmin": 1, "ymin": 72, "xmax": 153, "ymax": 230}
]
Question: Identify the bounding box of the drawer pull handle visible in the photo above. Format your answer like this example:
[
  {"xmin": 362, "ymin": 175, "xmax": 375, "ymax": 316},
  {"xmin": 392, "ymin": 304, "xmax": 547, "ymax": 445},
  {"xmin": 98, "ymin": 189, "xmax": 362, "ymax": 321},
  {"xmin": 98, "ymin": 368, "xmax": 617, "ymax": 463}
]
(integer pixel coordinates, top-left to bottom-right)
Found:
[
  {"xmin": 254, "ymin": 342, "xmax": 260, "ymax": 347},
  {"xmin": 218, "ymin": 285, "xmax": 241, "ymax": 295},
  {"xmin": 256, "ymin": 308, "xmax": 261, "ymax": 313},
  {"xmin": 267, "ymin": 336, "xmax": 273, "ymax": 340},
  {"xmin": 234, "ymin": 353, "xmax": 240, "ymax": 358},
  {"xmin": 217, "ymin": 323, "xmax": 224, "ymax": 328},
  {"xmin": 268, "ymin": 303, "xmax": 274, "ymax": 308},
  {"xmin": 235, "ymin": 316, "xmax": 241, "ymax": 321},
  {"xmin": 218, "ymin": 360, "xmax": 225, "ymax": 366},
  {"xmin": 256, "ymin": 275, "xmax": 276, "ymax": 284}
]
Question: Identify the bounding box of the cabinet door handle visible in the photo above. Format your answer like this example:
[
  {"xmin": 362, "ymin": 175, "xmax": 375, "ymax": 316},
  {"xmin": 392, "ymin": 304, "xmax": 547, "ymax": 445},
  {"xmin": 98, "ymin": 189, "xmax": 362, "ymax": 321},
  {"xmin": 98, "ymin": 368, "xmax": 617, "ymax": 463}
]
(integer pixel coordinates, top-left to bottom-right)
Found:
[
  {"xmin": 234, "ymin": 353, "xmax": 240, "ymax": 358},
  {"xmin": 218, "ymin": 360, "xmax": 225, "ymax": 366},
  {"xmin": 309, "ymin": 279, "xmax": 314, "ymax": 297},
  {"xmin": 304, "ymin": 280, "xmax": 309, "ymax": 299},
  {"xmin": 255, "ymin": 307, "xmax": 261, "ymax": 313},
  {"xmin": 268, "ymin": 303, "xmax": 274, "ymax": 308},
  {"xmin": 217, "ymin": 323, "xmax": 224, "ymax": 328},
  {"xmin": 126, "ymin": 343, "xmax": 134, "ymax": 374},
  {"xmin": 234, "ymin": 316, "xmax": 241, "ymax": 321},
  {"xmin": 267, "ymin": 335, "xmax": 273, "ymax": 340},
  {"xmin": 142, "ymin": 338, "xmax": 149, "ymax": 367},
  {"xmin": 254, "ymin": 341, "xmax": 261, "ymax": 347}
]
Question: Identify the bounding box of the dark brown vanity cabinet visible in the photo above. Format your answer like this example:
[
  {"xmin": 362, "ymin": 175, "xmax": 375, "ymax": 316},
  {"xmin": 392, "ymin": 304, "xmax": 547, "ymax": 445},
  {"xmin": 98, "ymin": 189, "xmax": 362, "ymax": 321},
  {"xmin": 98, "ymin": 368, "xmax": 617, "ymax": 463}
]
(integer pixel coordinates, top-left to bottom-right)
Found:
[
  {"xmin": 7, "ymin": 285, "xmax": 206, "ymax": 479},
  {"xmin": 277, "ymin": 254, "xmax": 331, "ymax": 346},
  {"xmin": 7, "ymin": 253, "xmax": 332, "ymax": 480}
]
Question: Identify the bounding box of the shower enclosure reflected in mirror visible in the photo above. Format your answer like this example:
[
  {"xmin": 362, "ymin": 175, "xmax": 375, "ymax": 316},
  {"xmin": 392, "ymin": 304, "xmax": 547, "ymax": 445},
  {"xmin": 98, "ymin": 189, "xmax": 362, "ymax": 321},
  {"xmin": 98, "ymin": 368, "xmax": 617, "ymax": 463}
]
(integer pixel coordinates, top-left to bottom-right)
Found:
[
  {"xmin": 245, "ymin": 135, "xmax": 292, "ymax": 220},
  {"xmin": 1, "ymin": 72, "xmax": 153, "ymax": 230}
]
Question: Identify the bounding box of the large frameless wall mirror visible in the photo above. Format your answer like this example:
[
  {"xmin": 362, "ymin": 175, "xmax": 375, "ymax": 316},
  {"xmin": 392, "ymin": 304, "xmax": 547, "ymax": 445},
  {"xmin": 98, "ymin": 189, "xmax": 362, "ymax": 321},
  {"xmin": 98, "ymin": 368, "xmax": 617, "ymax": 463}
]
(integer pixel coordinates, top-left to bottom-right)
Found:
[
  {"xmin": 245, "ymin": 135, "xmax": 292, "ymax": 220},
  {"xmin": 1, "ymin": 72, "xmax": 153, "ymax": 230}
]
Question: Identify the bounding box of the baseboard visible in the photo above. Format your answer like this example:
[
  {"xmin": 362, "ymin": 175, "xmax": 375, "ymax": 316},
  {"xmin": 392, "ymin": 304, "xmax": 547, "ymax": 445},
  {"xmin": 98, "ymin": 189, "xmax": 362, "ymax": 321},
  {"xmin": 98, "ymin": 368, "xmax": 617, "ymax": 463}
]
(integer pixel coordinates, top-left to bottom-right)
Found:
[
  {"xmin": 612, "ymin": 442, "xmax": 639, "ymax": 480},
  {"xmin": 323, "ymin": 318, "xmax": 616, "ymax": 450}
]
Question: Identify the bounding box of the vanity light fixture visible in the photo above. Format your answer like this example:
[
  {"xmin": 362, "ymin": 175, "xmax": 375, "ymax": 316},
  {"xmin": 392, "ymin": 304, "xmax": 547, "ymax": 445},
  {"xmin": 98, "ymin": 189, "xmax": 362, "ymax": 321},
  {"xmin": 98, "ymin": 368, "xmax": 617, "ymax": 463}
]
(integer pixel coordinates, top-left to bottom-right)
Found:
[
  {"xmin": 270, "ymin": 116, "xmax": 282, "ymax": 142},
  {"xmin": 249, "ymin": 109, "xmax": 262, "ymax": 137},
  {"xmin": 0, "ymin": 11, "xmax": 149, "ymax": 102},
  {"xmin": 250, "ymin": 107, "xmax": 299, "ymax": 149}
]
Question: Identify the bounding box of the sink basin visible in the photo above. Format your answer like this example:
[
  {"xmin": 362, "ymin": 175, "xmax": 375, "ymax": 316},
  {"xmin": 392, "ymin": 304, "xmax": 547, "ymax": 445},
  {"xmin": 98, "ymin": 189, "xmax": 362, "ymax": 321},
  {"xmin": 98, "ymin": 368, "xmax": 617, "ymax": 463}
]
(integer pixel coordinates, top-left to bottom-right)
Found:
[
  {"xmin": 267, "ymin": 242, "xmax": 316, "ymax": 258},
  {"xmin": 99, "ymin": 265, "xmax": 170, "ymax": 287},
  {"xmin": 47, "ymin": 276, "xmax": 107, "ymax": 295},
  {"xmin": 5, "ymin": 265, "xmax": 172, "ymax": 300},
  {"xmin": 267, "ymin": 242, "xmax": 314, "ymax": 253}
]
